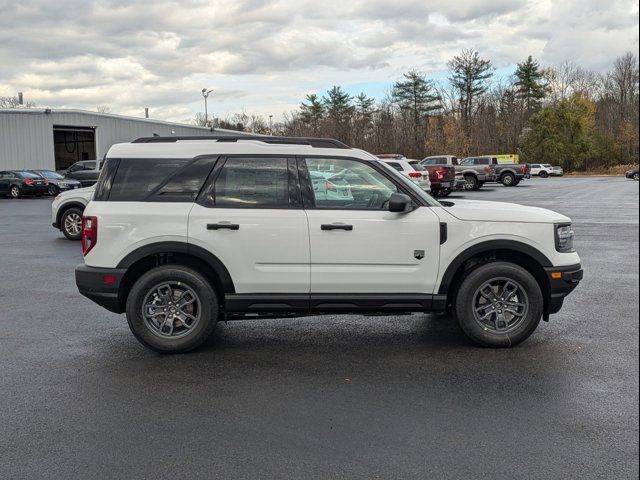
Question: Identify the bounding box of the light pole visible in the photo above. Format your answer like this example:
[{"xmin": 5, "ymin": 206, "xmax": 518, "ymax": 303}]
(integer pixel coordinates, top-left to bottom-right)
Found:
[
  {"xmin": 201, "ymin": 88, "xmax": 213, "ymax": 126},
  {"xmin": 269, "ymin": 115, "xmax": 273, "ymax": 135}
]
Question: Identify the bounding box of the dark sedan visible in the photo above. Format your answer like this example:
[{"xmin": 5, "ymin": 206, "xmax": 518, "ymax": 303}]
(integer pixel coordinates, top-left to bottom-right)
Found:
[
  {"xmin": 625, "ymin": 168, "xmax": 639, "ymax": 181},
  {"xmin": 29, "ymin": 170, "xmax": 82, "ymax": 195},
  {"xmin": 0, "ymin": 171, "xmax": 50, "ymax": 198}
]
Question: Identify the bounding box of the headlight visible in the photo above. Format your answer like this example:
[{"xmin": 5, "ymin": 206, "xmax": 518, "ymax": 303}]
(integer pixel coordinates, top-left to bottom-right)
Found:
[{"xmin": 555, "ymin": 224, "xmax": 575, "ymax": 252}]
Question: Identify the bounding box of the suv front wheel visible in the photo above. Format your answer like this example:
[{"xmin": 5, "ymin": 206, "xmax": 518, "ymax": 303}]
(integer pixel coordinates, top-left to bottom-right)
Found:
[
  {"xmin": 454, "ymin": 262, "xmax": 543, "ymax": 347},
  {"xmin": 126, "ymin": 265, "xmax": 219, "ymax": 353}
]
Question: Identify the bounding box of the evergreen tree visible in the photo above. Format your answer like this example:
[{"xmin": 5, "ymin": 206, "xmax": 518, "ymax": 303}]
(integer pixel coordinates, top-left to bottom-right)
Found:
[
  {"xmin": 448, "ymin": 49, "xmax": 493, "ymax": 136},
  {"xmin": 322, "ymin": 86, "xmax": 354, "ymax": 142},
  {"xmin": 392, "ymin": 70, "xmax": 441, "ymax": 156},
  {"xmin": 353, "ymin": 93, "xmax": 376, "ymax": 147},
  {"xmin": 299, "ymin": 94, "xmax": 324, "ymax": 135},
  {"xmin": 514, "ymin": 56, "xmax": 548, "ymax": 117}
]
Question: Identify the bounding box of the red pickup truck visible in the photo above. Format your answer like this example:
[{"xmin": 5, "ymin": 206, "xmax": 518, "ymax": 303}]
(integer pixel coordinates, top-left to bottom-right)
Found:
[{"xmin": 408, "ymin": 160, "xmax": 458, "ymax": 197}]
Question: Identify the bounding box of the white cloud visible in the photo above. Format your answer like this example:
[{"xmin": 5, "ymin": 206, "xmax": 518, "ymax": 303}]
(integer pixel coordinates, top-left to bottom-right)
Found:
[{"xmin": 0, "ymin": 0, "xmax": 637, "ymax": 121}]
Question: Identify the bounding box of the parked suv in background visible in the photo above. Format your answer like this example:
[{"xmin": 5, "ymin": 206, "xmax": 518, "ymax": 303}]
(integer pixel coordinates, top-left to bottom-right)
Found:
[
  {"xmin": 76, "ymin": 135, "xmax": 582, "ymax": 353},
  {"xmin": 51, "ymin": 185, "xmax": 95, "ymax": 240},
  {"xmin": 530, "ymin": 164, "xmax": 554, "ymax": 178},
  {"xmin": 460, "ymin": 157, "xmax": 529, "ymax": 187},
  {"xmin": 0, "ymin": 170, "xmax": 49, "ymax": 197},
  {"xmin": 61, "ymin": 160, "xmax": 100, "ymax": 186},
  {"xmin": 377, "ymin": 156, "xmax": 431, "ymax": 192}
]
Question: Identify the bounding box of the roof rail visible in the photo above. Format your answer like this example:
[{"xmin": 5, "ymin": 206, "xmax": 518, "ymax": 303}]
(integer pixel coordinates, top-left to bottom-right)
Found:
[{"xmin": 132, "ymin": 135, "xmax": 350, "ymax": 149}]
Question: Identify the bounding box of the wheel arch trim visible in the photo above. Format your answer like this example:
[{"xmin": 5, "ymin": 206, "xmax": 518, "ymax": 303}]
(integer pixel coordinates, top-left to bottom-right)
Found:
[
  {"xmin": 115, "ymin": 241, "xmax": 235, "ymax": 294},
  {"xmin": 437, "ymin": 240, "xmax": 552, "ymax": 295}
]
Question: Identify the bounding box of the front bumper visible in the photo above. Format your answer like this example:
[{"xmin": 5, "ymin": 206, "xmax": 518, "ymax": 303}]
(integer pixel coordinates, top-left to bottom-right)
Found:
[
  {"xmin": 76, "ymin": 264, "xmax": 127, "ymax": 314},
  {"xmin": 544, "ymin": 263, "xmax": 583, "ymax": 318}
]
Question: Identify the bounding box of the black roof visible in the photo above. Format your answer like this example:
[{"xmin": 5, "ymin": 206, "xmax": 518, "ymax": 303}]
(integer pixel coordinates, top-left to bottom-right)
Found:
[{"xmin": 132, "ymin": 135, "xmax": 350, "ymax": 149}]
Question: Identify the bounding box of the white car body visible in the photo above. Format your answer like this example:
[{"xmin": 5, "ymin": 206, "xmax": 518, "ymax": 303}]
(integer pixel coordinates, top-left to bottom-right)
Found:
[
  {"xmin": 378, "ymin": 158, "xmax": 431, "ymax": 192},
  {"xmin": 51, "ymin": 185, "xmax": 95, "ymax": 236},
  {"xmin": 75, "ymin": 136, "xmax": 583, "ymax": 352},
  {"xmin": 530, "ymin": 164, "xmax": 554, "ymax": 177}
]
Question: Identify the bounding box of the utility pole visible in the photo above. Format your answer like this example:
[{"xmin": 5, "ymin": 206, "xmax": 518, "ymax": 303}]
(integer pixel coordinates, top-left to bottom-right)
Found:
[
  {"xmin": 269, "ymin": 115, "xmax": 273, "ymax": 135},
  {"xmin": 201, "ymin": 88, "xmax": 213, "ymax": 126}
]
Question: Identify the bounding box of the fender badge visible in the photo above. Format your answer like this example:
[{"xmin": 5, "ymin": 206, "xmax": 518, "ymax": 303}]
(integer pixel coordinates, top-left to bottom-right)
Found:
[{"xmin": 414, "ymin": 250, "xmax": 425, "ymax": 260}]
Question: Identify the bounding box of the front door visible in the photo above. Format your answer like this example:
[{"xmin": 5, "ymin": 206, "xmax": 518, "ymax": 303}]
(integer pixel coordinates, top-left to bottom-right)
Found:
[
  {"xmin": 299, "ymin": 157, "xmax": 441, "ymax": 295},
  {"xmin": 188, "ymin": 156, "xmax": 310, "ymax": 295}
]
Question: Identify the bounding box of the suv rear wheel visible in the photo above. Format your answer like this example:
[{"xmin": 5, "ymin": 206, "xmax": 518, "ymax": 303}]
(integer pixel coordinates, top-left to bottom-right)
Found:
[
  {"xmin": 454, "ymin": 261, "xmax": 543, "ymax": 347},
  {"xmin": 126, "ymin": 265, "xmax": 219, "ymax": 353}
]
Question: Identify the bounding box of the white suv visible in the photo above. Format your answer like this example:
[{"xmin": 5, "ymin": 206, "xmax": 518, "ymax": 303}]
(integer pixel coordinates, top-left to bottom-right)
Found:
[
  {"xmin": 51, "ymin": 185, "xmax": 96, "ymax": 240},
  {"xmin": 75, "ymin": 136, "xmax": 582, "ymax": 353},
  {"xmin": 530, "ymin": 164, "xmax": 554, "ymax": 178}
]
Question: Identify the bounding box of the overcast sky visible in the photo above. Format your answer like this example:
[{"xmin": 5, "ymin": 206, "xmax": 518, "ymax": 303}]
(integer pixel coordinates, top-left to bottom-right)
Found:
[{"xmin": 1, "ymin": 0, "xmax": 638, "ymax": 123}]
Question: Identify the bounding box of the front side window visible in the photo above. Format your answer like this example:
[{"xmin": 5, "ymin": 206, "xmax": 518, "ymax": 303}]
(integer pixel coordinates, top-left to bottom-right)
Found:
[
  {"xmin": 211, "ymin": 157, "xmax": 289, "ymax": 208},
  {"xmin": 304, "ymin": 157, "xmax": 397, "ymax": 210},
  {"xmin": 459, "ymin": 158, "xmax": 474, "ymax": 165}
]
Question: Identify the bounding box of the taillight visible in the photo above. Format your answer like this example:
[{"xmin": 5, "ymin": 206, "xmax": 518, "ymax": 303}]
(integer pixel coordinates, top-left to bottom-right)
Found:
[
  {"xmin": 436, "ymin": 168, "xmax": 444, "ymax": 180},
  {"xmin": 521, "ymin": 165, "xmax": 527, "ymax": 173},
  {"xmin": 43, "ymin": 179, "xmax": 49, "ymax": 184},
  {"xmin": 23, "ymin": 178, "xmax": 34, "ymax": 184},
  {"xmin": 81, "ymin": 216, "xmax": 98, "ymax": 255},
  {"xmin": 408, "ymin": 171, "xmax": 422, "ymax": 178}
]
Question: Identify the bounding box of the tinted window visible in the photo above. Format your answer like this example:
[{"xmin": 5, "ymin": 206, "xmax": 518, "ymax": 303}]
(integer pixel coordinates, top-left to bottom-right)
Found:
[
  {"xmin": 386, "ymin": 162, "xmax": 403, "ymax": 171},
  {"xmin": 38, "ymin": 170, "xmax": 64, "ymax": 179},
  {"xmin": 411, "ymin": 163, "xmax": 426, "ymax": 171},
  {"xmin": 150, "ymin": 157, "xmax": 216, "ymax": 202},
  {"xmin": 211, "ymin": 157, "xmax": 289, "ymax": 208},
  {"xmin": 108, "ymin": 158, "xmax": 189, "ymax": 201},
  {"xmin": 85, "ymin": 162, "xmax": 97, "ymax": 170},
  {"xmin": 304, "ymin": 157, "xmax": 397, "ymax": 210},
  {"xmin": 459, "ymin": 158, "xmax": 474, "ymax": 165},
  {"xmin": 17, "ymin": 171, "xmax": 40, "ymax": 179}
]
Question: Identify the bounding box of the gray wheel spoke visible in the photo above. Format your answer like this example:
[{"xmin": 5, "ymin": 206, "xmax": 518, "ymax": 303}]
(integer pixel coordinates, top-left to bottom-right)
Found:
[
  {"xmin": 472, "ymin": 277, "xmax": 529, "ymax": 334},
  {"xmin": 141, "ymin": 281, "xmax": 201, "ymax": 339}
]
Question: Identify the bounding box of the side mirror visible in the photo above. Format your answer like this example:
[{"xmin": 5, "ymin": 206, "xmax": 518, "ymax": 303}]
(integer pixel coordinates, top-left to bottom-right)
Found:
[{"xmin": 388, "ymin": 193, "xmax": 413, "ymax": 213}]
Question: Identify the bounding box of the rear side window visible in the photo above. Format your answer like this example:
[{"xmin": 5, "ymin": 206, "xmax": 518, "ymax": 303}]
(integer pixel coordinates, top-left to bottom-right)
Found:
[
  {"xmin": 210, "ymin": 157, "xmax": 290, "ymax": 208},
  {"xmin": 17, "ymin": 171, "xmax": 40, "ymax": 179},
  {"xmin": 108, "ymin": 158, "xmax": 190, "ymax": 201},
  {"xmin": 386, "ymin": 162, "xmax": 403, "ymax": 171}
]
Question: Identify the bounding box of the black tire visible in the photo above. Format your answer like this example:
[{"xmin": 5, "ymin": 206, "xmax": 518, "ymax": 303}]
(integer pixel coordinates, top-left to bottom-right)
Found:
[
  {"xmin": 9, "ymin": 185, "xmax": 20, "ymax": 198},
  {"xmin": 539, "ymin": 171, "xmax": 549, "ymax": 178},
  {"xmin": 476, "ymin": 181, "xmax": 484, "ymax": 190},
  {"xmin": 438, "ymin": 189, "xmax": 452, "ymax": 197},
  {"xmin": 126, "ymin": 265, "xmax": 219, "ymax": 353},
  {"xmin": 464, "ymin": 174, "xmax": 478, "ymax": 190},
  {"xmin": 48, "ymin": 185, "xmax": 59, "ymax": 196},
  {"xmin": 454, "ymin": 261, "xmax": 543, "ymax": 348},
  {"xmin": 60, "ymin": 207, "xmax": 84, "ymax": 241},
  {"xmin": 633, "ymin": 173, "xmax": 639, "ymax": 181},
  {"xmin": 501, "ymin": 172, "xmax": 516, "ymax": 186}
]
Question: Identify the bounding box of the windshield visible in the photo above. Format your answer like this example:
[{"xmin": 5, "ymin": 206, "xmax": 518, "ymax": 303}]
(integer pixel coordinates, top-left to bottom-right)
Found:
[
  {"xmin": 377, "ymin": 161, "xmax": 441, "ymax": 207},
  {"xmin": 39, "ymin": 170, "xmax": 64, "ymax": 179}
]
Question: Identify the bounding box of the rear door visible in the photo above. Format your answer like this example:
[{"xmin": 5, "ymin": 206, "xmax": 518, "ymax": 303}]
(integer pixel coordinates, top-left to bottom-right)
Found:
[
  {"xmin": 188, "ymin": 156, "xmax": 310, "ymax": 294},
  {"xmin": 299, "ymin": 156, "xmax": 441, "ymax": 295}
]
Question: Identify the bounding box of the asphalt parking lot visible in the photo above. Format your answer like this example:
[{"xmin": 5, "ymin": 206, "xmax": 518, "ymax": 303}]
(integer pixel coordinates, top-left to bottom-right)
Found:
[{"xmin": 0, "ymin": 176, "xmax": 638, "ymax": 479}]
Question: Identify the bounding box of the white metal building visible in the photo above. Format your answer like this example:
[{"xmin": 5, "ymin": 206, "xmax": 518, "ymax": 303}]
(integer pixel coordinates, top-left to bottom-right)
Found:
[{"xmin": 0, "ymin": 108, "xmax": 243, "ymax": 171}]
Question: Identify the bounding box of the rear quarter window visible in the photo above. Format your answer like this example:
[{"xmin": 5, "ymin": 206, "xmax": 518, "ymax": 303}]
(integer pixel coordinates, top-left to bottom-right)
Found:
[{"xmin": 107, "ymin": 158, "xmax": 191, "ymax": 201}]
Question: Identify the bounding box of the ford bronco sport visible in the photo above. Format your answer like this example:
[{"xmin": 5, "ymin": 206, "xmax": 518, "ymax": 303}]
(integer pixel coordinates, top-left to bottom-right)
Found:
[{"xmin": 75, "ymin": 136, "xmax": 583, "ymax": 353}]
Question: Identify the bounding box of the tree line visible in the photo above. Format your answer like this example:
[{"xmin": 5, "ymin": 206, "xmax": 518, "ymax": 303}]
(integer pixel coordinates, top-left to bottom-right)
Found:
[{"xmin": 281, "ymin": 50, "xmax": 639, "ymax": 171}]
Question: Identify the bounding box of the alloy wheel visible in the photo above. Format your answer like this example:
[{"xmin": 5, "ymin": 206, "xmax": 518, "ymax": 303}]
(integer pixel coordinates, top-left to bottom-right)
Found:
[
  {"xmin": 64, "ymin": 213, "xmax": 82, "ymax": 236},
  {"xmin": 142, "ymin": 282, "xmax": 202, "ymax": 339},
  {"xmin": 10, "ymin": 186, "xmax": 19, "ymax": 198},
  {"xmin": 472, "ymin": 277, "xmax": 529, "ymax": 333}
]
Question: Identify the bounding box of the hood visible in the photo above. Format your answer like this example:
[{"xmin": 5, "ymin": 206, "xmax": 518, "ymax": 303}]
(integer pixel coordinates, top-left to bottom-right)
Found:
[
  {"xmin": 57, "ymin": 184, "xmax": 95, "ymax": 198},
  {"xmin": 442, "ymin": 199, "xmax": 571, "ymax": 224}
]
